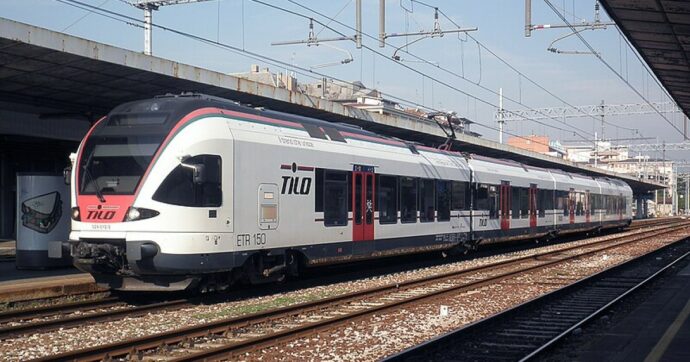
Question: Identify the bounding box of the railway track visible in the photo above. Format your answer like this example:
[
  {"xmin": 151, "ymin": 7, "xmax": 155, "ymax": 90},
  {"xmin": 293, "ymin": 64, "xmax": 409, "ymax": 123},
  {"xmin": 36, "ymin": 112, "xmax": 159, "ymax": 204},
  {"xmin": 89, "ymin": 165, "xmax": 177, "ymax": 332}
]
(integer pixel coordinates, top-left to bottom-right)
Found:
[
  {"xmin": 0, "ymin": 297, "xmax": 193, "ymax": 341},
  {"xmin": 0, "ymin": 218, "xmax": 672, "ymax": 338},
  {"xmin": 31, "ymin": 220, "xmax": 690, "ymax": 362},
  {"xmin": 385, "ymin": 230, "xmax": 690, "ymax": 361},
  {"xmin": 627, "ymin": 217, "xmax": 680, "ymax": 230}
]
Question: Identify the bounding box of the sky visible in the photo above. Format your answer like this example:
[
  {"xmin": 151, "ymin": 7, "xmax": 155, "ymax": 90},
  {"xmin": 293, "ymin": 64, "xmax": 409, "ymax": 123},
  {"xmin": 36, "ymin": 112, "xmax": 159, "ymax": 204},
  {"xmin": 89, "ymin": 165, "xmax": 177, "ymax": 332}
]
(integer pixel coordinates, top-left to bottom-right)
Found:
[{"xmin": 2, "ymin": 0, "xmax": 688, "ymax": 161}]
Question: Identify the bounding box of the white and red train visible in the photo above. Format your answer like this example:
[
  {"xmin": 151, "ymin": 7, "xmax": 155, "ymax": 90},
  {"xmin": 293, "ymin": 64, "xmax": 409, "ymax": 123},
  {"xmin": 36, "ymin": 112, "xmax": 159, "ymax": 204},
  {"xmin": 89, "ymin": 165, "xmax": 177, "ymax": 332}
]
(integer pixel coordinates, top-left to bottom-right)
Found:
[{"xmin": 67, "ymin": 94, "xmax": 632, "ymax": 291}]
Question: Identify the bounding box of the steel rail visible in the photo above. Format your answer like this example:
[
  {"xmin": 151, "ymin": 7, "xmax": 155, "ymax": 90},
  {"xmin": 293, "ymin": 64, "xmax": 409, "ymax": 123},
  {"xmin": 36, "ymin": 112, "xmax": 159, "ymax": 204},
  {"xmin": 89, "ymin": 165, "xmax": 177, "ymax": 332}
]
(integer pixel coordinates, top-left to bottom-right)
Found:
[
  {"xmin": 520, "ymin": 250, "xmax": 690, "ymax": 361},
  {"xmin": 383, "ymin": 229, "xmax": 690, "ymax": 361},
  {"xmin": 0, "ymin": 298, "xmax": 191, "ymax": 341},
  {"xmin": 30, "ymin": 221, "xmax": 689, "ymax": 362},
  {"xmin": 0, "ymin": 296, "xmax": 120, "ymax": 325},
  {"xmin": 167, "ymin": 223, "xmax": 690, "ymax": 361}
]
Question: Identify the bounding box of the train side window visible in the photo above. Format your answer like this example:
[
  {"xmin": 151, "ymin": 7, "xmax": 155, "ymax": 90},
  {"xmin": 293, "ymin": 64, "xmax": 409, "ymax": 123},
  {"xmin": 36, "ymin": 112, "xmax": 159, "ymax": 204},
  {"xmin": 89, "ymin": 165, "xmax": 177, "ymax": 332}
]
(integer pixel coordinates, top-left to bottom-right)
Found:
[
  {"xmin": 153, "ymin": 155, "xmax": 221, "ymax": 207},
  {"xmin": 520, "ymin": 188, "xmax": 529, "ymax": 219},
  {"xmin": 608, "ymin": 195, "xmax": 612, "ymax": 215},
  {"xmin": 556, "ymin": 191, "xmax": 569, "ymax": 216},
  {"xmin": 451, "ymin": 181, "xmax": 469, "ymax": 211},
  {"xmin": 488, "ymin": 185, "xmax": 499, "ymax": 219},
  {"xmin": 324, "ymin": 170, "xmax": 348, "ymax": 226},
  {"xmin": 436, "ymin": 180, "xmax": 451, "ymax": 222},
  {"xmin": 542, "ymin": 189, "xmax": 554, "ymax": 214},
  {"xmin": 419, "ymin": 179, "xmax": 435, "ymax": 222},
  {"xmin": 378, "ymin": 175, "xmax": 398, "ymax": 224},
  {"xmin": 511, "ymin": 187, "xmax": 521, "ymax": 219},
  {"xmin": 475, "ymin": 184, "xmax": 489, "ymax": 211},
  {"xmin": 604, "ymin": 195, "xmax": 609, "ymax": 214},
  {"xmin": 537, "ymin": 189, "xmax": 545, "ymax": 218},
  {"xmin": 400, "ymin": 177, "xmax": 418, "ymax": 223}
]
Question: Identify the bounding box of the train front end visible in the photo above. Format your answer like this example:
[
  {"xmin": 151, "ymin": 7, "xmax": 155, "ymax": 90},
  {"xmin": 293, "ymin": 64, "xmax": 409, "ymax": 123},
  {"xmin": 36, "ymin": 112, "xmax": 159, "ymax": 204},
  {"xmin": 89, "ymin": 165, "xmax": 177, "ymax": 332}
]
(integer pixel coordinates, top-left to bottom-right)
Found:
[{"xmin": 68, "ymin": 96, "xmax": 232, "ymax": 291}]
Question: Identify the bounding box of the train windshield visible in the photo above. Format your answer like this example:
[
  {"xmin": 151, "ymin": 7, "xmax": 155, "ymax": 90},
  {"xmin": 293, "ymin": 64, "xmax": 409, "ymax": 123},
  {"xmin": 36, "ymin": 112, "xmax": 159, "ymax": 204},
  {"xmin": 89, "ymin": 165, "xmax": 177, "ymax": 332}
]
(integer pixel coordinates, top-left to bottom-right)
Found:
[{"xmin": 78, "ymin": 112, "xmax": 170, "ymax": 195}]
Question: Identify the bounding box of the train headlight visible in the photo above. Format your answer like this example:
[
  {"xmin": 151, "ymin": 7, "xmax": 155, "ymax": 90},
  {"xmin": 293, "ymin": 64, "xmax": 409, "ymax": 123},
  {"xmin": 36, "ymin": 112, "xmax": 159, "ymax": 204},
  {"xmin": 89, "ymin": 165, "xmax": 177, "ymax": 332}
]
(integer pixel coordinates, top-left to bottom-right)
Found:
[
  {"xmin": 124, "ymin": 207, "xmax": 159, "ymax": 222},
  {"xmin": 71, "ymin": 207, "xmax": 81, "ymax": 221}
]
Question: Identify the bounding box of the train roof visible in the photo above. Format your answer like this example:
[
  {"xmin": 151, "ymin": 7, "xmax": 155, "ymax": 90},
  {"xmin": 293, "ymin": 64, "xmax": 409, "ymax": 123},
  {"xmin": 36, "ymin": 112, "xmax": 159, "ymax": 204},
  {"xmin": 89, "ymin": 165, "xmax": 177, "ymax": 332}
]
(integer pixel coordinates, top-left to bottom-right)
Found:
[
  {"xmin": 108, "ymin": 93, "xmax": 630, "ymax": 191},
  {"xmin": 108, "ymin": 92, "xmax": 397, "ymax": 144}
]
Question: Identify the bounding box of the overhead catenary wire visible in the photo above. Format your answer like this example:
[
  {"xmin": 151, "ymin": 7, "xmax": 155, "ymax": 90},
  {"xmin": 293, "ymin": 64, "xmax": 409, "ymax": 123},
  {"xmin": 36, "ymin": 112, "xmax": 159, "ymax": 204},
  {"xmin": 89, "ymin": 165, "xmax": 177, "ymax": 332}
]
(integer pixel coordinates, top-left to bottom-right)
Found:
[
  {"xmin": 58, "ymin": 0, "xmax": 582, "ymax": 151},
  {"xmin": 62, "ymin": 0, "xmax": 111, "ymax": 31},
  {"xmin": 284, "ymin": 0, "xmax": 596, "ymax": 142},
  {"xmin": 544, "ymin": 0, "xmax": 685, "ymax": 138},
  {"xmin": 56, "ymin": 0, "xmax": 573, "ymax": 151},
  {"xmin": 56, "ymin": 0, "xmax": 455, "ymax": 119},
  {"xmin": 410, "ymin": 0, "xmax": 641, "ymax": 137}
]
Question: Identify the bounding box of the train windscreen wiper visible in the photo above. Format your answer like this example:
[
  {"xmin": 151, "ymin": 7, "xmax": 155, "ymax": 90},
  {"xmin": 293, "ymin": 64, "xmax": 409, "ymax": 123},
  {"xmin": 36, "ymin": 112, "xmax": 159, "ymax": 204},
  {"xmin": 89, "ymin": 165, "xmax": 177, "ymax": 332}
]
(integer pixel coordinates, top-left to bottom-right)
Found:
[{"xmin": 82, "ymin": 166, "xmax": 106, "ymax": 203}]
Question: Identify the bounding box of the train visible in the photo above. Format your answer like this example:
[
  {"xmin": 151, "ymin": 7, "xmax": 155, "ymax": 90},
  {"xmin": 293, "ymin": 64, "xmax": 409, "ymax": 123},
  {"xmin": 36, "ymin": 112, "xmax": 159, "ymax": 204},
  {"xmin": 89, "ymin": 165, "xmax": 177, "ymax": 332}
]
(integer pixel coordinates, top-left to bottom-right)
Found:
[{"xmin": 66, "ymin": 93, "xmax": 633, "ymax": 291}]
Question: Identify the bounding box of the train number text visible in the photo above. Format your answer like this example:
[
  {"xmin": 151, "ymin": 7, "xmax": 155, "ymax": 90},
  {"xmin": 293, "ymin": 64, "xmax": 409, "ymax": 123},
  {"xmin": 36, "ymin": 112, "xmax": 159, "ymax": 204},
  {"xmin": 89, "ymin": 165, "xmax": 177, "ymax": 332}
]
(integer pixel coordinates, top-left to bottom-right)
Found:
[{"xmin": 236, "ymin": 233, "xmax": 268, "ymax": 247}]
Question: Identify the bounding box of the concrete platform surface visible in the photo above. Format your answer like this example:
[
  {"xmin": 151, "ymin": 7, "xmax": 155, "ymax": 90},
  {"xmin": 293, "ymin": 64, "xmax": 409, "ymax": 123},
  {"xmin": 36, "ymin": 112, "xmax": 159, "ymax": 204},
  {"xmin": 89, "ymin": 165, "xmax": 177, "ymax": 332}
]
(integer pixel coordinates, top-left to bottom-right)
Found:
[
  {"xmin": 0, "ymin": 240, "xmax": 15, "ymax": 258},
  {"xmin": 0, "ymin": 259, "xmax": 102, "ymax": 303},
  {"xmin": 576, "ymin": 259, "xmax": 690, "ymax": 362}
]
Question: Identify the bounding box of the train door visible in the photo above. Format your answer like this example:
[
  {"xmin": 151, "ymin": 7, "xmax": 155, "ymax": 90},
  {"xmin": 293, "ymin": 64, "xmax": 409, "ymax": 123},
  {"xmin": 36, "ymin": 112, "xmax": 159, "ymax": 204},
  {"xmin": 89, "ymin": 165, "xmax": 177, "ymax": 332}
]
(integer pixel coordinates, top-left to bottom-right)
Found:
[
  {"xmin": 619, "ymin": 193, "xmax": 623, "ymax": 221},
  {"xmin": 352, "ymin": 167, "xmax": 375, "ymax": 241},
  {"xmin": 529, "ymin": 184, "xmax": 537, "ymax": 230},
  {"xmin": 585, "ymin": 190, "xmax": 591, "ymax": 223},
  {"xmin": 569, "ymin": 188, "xmax": 575, "ymax": 224},
  {"xmin": 500, "ymin": 181, "xmax": 510, "ymax": 230}
]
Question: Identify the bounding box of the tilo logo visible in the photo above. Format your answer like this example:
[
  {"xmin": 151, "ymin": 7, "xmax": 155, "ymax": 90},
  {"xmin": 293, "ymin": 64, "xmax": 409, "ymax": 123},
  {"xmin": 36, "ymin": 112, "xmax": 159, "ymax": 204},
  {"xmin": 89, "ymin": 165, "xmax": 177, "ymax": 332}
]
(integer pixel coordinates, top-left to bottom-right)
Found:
[
  {"xmin": 281, "ymin": 176, "xmax": 311, "ymax": 195},
  {"xmin": 86, "ymin": 205, "xmax": 119, "ymax": 220}
]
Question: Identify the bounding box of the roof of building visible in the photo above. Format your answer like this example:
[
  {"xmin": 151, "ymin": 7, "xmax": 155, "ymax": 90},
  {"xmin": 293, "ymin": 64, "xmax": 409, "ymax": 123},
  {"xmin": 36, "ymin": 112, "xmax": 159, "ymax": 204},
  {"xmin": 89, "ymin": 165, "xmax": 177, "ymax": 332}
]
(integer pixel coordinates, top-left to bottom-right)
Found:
[{"xmin": 0, "ymin": 17, "xmax": 664, "ymax": 194}]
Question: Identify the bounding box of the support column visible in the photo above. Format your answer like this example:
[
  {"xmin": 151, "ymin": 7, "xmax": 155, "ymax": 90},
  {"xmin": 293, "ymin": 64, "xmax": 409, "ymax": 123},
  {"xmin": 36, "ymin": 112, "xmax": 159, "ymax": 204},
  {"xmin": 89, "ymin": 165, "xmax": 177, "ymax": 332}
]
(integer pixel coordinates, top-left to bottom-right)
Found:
[
  {"xmin": 635, "ymin": 196, "xmax": 643, "ymax": 219},
  {"xmin": 684, "ymin": 176, "xmax": 690, "ymax": 215}
]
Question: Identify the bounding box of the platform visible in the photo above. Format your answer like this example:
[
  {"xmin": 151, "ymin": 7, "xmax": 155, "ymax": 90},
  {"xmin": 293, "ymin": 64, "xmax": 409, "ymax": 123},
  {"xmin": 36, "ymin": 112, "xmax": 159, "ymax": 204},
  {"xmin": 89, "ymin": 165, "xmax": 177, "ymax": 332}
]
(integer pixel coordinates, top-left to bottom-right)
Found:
[
  {"xmin": 0, "ymin": 240, "xmax": 14, "ymax": 259},
  {"xmin": 0, "ymin": 252, "xmax": 100, "ymax": 303},
  {"xmin": 575, "ymin": 257, "xmax": 690, "ymax": 361}
]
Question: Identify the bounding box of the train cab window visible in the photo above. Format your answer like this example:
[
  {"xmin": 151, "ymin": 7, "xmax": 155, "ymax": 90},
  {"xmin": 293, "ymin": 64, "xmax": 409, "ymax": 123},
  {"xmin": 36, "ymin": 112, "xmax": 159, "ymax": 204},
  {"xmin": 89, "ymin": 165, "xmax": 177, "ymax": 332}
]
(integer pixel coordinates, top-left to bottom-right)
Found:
[
  {"xmin": 400, "ymin": 177, "xmax": 418, "ymax": 223},
  {"xmin": 302, "ymin": 123, "xmax": 328, "ymax": 139},
  {"xmin": 324, "ymin": 170, "xmax": 348, "ymax": 226},
  {"xmin": 378, "ymin": 175, "xmax": 398, "ymax": 224},
  {"xmin": 153, "ymin": 155, "xmax": 221, "ymax": 207},
  {"xmin": 451, "ymin": 181, "xmax": 469, "ymax": 211},
  {"xmin": 323, "ymin": 127, "xmax": 346, "ymax": 142},
  {"xmin": 436, "ymin": 180, "xmax": 451, "ymax": 222},
  {"xmin": 419, "ymin": 179, "xmax": 435, "ymax": 222}
]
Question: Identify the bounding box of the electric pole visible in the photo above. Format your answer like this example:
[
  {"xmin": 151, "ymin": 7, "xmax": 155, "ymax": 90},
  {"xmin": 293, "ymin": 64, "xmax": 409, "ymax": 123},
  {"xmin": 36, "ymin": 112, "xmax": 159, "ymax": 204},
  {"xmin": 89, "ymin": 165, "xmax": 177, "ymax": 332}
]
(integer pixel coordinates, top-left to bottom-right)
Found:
[
  {"xmin": 498, "ymin": 87, "xmax": 504, "ymax": 144},
  {"xmin": 129, "ymin": 1, "xmax": 211, "ymax": 55}
]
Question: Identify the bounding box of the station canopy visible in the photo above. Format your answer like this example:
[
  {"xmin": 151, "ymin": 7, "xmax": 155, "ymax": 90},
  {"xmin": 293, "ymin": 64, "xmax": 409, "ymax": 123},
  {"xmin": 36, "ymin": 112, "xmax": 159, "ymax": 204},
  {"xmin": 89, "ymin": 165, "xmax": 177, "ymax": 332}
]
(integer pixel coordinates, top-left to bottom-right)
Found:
[
  {"xmin": 601, "ymin": 0, "xmax": 690, "ymax": 119},
  {"xmin": 0, "ymin": 17, "xmax": 663, "ymax": 194}
]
